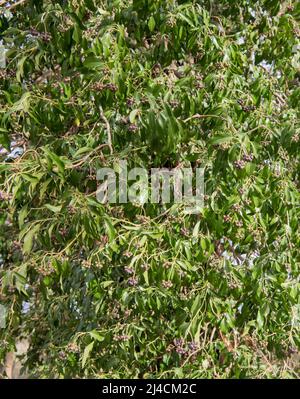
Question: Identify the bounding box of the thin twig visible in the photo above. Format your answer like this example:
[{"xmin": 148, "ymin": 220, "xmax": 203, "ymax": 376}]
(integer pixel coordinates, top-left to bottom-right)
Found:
[
  {"xmin": 99, "ymin": 106, "xmax": 113, "ymax": 154},
  {"xmin": 182, "ymin": 113, "xmax": 238, "ymax": 133},
  {"xmin": 183, "ymin": 114, "xmax": 226, "ymax": 123},
  {"xmin": 181, "ymin": 348, "xmax": 202, "ymax": 367},
  {"xmin": 67, "ymin": 143, "xmax": 110, "ymax": 169}
]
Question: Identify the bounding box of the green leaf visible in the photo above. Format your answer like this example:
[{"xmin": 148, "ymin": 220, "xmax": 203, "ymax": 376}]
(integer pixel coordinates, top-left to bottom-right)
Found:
[
  {"xmin": 16, "ymin": 55, "xmax": 28, "ymax": 82},
  {"xmin": 191, "ymin": 294, "xmax": 202, "ymax": 317},
  {"xmin": 148, "ymin": 16, "xmax": 156, "ymax": 32},
  {"xmin": 11, "ymin": 92, "xmax": 31, "ymax": 113},
  {"xmin": 44, "ymin": 204, "xmax": 62, "ymax": 213},
  {"xmin": 192, "ymin": 221, "xmax": 200, "ymax": 238},
  {"xmin": 200, "ymin": 238, "xmax": 207, "ymax": 251},
  {"xmin": 0, "ymin": 129, "xmax": 10, "ymax": 150},
  {"xmin": 83, "ymin": 57, "xmax": 104, "ymax": 69},
  {"xmin": 89, "ymin": 331, "xmax": 105, "ymax": 342},
  {"xmin": 82, "ymin": 342, "xmax": 94, "ymax": 368},
  {"xmin": 43, "ymin": 149, "xmax": 66, "ymax": 175},
  {"xmin": 209, "ymin": 135, "xmax": 233, "ymax": 145},
  {"xmin": 23, "ymin": 224, "xmax": 40, "ymax": 254},
  {"xmin": 257, "ymin": 310, "xmax": 264, "ymax": 329},
  {"xmin": 129, "ymin": 109, "xmax": 139, "ymax": 123},
  {"xmin": 104, "ymin": 218, "xmax": 116, "ymax": 241},
  {"xmin": 18, "ymin": 206, "xmax": 29, "ymax": 228}
]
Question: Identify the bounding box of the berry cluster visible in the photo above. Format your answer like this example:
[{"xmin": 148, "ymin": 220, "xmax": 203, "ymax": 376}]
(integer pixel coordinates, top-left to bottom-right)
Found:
[
  {"xmin": 195, "ymin": 73, "xmax": 204, "ymax": 89},
  {"xmin": 124, "ymin": 250, "xmax": 133, "ymax": 258},
  {"xmin": 114, "ymin": 335, "xmax": 130, "ymax": 342},
  {"xmin": 237, "ymin": 99, "xmax": 256, "ymax": 112},
  {"xmin": 169, "ymin": 100, "xmax": 179, "ymax": 108},
  {"xmin": 128, "ymin": 124, "xmax": 138, "ymax": 132},
  {"xmin": 223, "ymin": 215, "xmax": 231, "ymax": 222},
  {"xmin": 66, "ymin": 343, "xmax": 80, "ymax": 354},
  {"xmin": 168, "ymin": 338, "xmax": 199, "ymax": 356},
  {"xmin": 58, "ymin": 16, "xmax": 73, "ymax": 33},
  {"xmin": 162, "ymin": 280, "xmax": 173, "ymax": 289},
  {"xmin": 215, "ymin": 61, "xmax": 229, "ymax": 70},
  {"xmin": 242, "ymin": 105, "xmax": 256, "ymax": 112},
  {"xmin": 126, "ymin": 98, "xmax": 135, "ymax": 107},
  {"xmin": 232, "ymin": 203, "xmax": 242, "ymax": 212},
  {"xmin": 163, "ymin": 262, "xmax": 171, "ymax": 269},
  {"xmin": 127, "ymin": 277, "xmax": 138, "ymax": 286},
  {"xmin": 140, "ymin": 97, "xmax": 149, "ymax": 105},
  {"xmin": 91, "ymin": 82, "xmax": 118, "ymax": 92},
  {"xmin": 119, "ymin": 116, "xmax": 129, "ymax": 125},
  {"xmin": 58, "ymin": 351, "xmax": 67, "ymax": 360},
  {"xmin": 0, "ymin": 69, "xmax": 15, "ymax": 80},
  {"xmin": 243, "ymin": 153, "xmax": 254, "ymax": 162},
  {"xmin": 234, "ymin": 160, "xmax": 246, "ymax": 169},
  {"xmin": 124, "ymin": 266, "xmax": 134, "ymax": 275},
  {"xmin": 59, "ymin": 227, "xmax": 68, "ymax": 237},
  {"xmin": 29, "ymin": 28, "xmax": 51, "ymax": 43},
  {"xmin": 82, "ymin": 260, "xmax": 92, "ymax": 269},
  {"xmin": 233, "ymin": 153, "xmax": 254, "ymax": 169},
  {"xmin": 0, "ymin": 191, "xmax": 10, "ymax": 200},
  {"xmin": 37, "ymin": 262, "xmax": 55, "ymax": 276}
]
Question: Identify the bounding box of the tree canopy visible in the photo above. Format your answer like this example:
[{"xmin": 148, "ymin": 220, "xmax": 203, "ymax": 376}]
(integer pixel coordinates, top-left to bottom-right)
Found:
[{"xmin": 0, "ymin": 0, "xmax": 299, "ymax": 378}]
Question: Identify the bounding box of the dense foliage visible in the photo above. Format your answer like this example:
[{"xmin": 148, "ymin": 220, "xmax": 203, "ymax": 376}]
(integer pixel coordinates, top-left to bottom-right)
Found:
[{"xmin": 0, "ymin": 0, "xmax": 299, "ymax": 378}]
